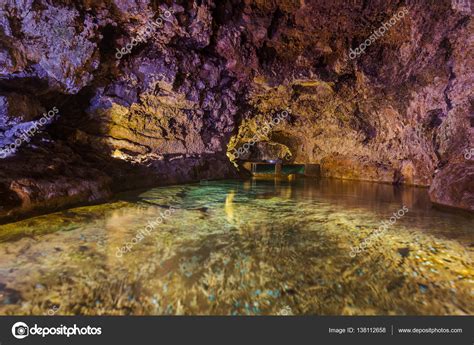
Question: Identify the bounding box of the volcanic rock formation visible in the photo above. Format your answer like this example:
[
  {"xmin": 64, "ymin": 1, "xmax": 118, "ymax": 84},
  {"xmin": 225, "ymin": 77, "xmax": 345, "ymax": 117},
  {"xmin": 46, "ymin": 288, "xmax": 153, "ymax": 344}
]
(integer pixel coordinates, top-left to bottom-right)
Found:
[{"xmin": 0, "ymin": 0, "xmax": 473, "ymax": 221}]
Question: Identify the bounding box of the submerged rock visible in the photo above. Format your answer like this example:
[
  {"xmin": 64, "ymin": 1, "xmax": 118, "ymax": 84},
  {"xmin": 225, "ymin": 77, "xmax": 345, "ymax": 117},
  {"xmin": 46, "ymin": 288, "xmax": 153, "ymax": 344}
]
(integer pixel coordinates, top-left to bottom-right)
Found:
[{"xmin": 398, "ymin": 247, "xmax": 410, "ymax": 258}]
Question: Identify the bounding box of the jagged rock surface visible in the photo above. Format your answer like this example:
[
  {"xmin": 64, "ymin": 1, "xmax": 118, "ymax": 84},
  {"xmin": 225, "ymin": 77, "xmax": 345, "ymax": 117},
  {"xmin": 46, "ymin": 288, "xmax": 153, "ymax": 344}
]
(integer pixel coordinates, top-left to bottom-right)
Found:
[{"xmin": 0, "ymin": 0, "xmax": 472, "ymax": 219}]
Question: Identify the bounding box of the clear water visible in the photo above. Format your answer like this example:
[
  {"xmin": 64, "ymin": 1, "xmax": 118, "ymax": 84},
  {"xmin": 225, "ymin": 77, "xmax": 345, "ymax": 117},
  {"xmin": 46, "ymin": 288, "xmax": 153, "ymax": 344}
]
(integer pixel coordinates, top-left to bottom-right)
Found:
[{"xmin": 0, "ymin": 178, "xmax": 472, "ymax": 315}]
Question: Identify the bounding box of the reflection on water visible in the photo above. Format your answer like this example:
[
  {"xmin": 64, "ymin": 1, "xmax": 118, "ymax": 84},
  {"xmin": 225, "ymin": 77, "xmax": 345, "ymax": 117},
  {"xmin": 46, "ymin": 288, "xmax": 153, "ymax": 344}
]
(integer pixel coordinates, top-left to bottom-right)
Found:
[{"xmin": 0, "ymin": 178, "xmax": 472, "ymax": 315}]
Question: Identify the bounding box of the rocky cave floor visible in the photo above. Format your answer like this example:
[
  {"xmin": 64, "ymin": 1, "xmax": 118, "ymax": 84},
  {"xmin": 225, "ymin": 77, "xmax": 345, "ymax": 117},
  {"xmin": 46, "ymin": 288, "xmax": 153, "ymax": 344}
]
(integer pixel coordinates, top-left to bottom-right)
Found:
[{"xmin": 0, "ymin": 180, "xmax": 472, "ymax": 315}]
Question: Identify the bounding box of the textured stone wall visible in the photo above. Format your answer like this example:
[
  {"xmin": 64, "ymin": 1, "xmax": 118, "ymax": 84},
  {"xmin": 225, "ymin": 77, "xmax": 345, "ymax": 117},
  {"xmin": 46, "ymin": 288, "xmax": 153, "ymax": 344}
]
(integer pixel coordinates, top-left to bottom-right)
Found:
[{"xmin": 0, "ymin": 0, "xmax": 472, "ymax": 219}]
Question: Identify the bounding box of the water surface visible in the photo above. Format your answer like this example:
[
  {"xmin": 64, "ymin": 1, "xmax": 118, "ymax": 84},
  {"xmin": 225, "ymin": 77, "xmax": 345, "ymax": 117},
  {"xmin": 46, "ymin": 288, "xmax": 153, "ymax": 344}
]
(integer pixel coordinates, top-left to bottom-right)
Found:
[{"xmin": 0, "ymin": 178, "xmax": 472, "ymax": 315}]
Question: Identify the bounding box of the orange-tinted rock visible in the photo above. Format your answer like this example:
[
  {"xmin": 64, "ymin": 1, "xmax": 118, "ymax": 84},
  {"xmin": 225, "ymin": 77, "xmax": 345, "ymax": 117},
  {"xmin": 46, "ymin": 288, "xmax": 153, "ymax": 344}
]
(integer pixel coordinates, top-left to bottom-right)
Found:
[
  {"xmin": 0, "ymin": 0, "xmax": 472, "ymax": 216},
  {"xmin": 429, "ymin": 162, "xmax": 474, "ymax": 212}
]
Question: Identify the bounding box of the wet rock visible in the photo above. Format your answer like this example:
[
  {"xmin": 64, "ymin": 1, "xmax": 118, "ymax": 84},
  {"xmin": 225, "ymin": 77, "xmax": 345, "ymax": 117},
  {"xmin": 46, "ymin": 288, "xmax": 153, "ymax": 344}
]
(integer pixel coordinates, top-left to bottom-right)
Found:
[
  {"xmin": 398, "ymin": 247, "xmax": 410, "ymax": 258},
  {"xmin": 387, "ymin": 277, "xmax": 405, "ymax": 292},
  {"xmin": 429, "ymin": 162, "xmax": 474, "ymax": 211},
  {"xmin": 0, "ymin": 283, "xmax": 21, "ymax": 305},
  {"xmin": 418, "ymin": 283, "xmax": 429, "ymax": 294},
  {"xmin": 34, "ymin": 283, "xmax": 45, "ymax": 291}
]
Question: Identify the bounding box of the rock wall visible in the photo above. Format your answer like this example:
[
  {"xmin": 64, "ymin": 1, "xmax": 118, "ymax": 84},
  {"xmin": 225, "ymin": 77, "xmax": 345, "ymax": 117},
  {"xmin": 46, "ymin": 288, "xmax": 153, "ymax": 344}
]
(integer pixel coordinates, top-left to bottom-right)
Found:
[
  {"xmin": 0, "ymin": 0, "xmax": 472, "ymax": 219},
  {"xmin": 223, "ymin": 0, "xmax": 473, "ymax": 210}
]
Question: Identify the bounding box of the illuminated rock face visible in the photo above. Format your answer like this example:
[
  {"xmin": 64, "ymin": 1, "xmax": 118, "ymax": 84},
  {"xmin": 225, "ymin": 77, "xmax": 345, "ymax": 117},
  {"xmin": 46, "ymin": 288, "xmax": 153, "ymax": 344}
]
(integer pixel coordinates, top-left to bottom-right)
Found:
[{"xmin": 0, "ymin": 0, "xmax": 472, "ymax": 216}]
